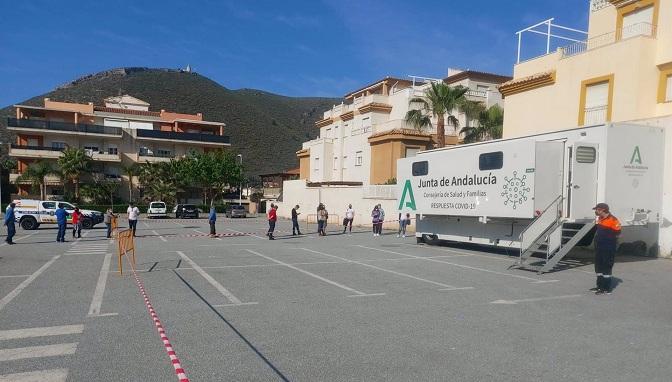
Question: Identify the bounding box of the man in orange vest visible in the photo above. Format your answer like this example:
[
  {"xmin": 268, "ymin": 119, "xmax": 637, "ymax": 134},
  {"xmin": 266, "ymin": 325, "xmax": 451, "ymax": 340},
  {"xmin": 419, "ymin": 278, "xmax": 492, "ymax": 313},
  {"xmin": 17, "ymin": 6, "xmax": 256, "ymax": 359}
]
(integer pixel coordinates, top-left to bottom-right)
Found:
[{"xmin": 592, "ymin": 203, "xmax": 621, "ymax": 295}]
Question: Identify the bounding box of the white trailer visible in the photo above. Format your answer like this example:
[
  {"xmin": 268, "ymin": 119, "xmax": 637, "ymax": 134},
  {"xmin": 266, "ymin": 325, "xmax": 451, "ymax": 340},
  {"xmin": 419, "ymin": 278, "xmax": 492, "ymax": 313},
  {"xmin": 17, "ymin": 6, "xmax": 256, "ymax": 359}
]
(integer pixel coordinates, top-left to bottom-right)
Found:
[{"xmin": 396, "ymin": 123, "xmax": 665, "ymax": 273}]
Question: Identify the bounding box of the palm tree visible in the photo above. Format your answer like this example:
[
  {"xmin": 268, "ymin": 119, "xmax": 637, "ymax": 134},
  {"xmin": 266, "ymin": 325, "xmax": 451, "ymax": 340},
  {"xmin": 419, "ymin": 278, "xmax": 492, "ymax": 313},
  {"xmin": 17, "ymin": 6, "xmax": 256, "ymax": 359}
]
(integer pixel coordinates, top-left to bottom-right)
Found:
[
  {"xmin": 16, "ymin": 161, "xmax": 59, "ymax": 199},
  {"xmin": 460, "ymin": 104, "xmax": 504, "ymax": 143},
  {"xmin": 121, "ymin": 163, "xmax": 139, "ymax": 201},
  {"xmin": 58, "ymin": 148, "xmax": 91, "ymax": 201},
  {"xmin": 405, "ymin": 82, "xmax": 468, "ymax": 148}
]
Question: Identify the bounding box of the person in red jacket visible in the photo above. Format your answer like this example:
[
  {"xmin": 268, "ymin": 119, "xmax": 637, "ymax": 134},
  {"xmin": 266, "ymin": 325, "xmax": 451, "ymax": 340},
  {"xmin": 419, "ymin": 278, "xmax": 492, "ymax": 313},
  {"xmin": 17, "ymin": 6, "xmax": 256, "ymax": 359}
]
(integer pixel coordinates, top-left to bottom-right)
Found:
[
  {"xmin": 267, "ymin": 204, "xmax": 278, "ymax": 240},
  {"xmin": 72, "ymin": 207, "xmax": 83, "ymax": 239}
]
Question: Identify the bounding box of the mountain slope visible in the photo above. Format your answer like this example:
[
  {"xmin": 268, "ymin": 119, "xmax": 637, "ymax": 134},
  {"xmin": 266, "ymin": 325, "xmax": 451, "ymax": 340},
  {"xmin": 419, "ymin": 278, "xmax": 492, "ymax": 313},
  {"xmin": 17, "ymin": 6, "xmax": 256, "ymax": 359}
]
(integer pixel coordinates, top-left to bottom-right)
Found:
[{"xmin": 0, "ymin": 67, "xmax": 339, "ymax": 175}]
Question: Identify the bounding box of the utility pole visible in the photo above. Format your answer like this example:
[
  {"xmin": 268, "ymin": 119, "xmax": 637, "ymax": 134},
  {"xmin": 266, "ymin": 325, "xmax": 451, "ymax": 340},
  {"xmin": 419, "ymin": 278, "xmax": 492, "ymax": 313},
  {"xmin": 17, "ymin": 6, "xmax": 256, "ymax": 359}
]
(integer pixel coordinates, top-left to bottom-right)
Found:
[{"xmin": 237, "ymin": 154, "xmax": 243, "ymax": 206}]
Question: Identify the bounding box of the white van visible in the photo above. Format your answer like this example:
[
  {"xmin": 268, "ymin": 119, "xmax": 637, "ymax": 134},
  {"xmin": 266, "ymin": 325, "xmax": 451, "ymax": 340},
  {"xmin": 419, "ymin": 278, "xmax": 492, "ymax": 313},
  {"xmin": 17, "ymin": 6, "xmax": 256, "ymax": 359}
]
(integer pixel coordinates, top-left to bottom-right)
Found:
[
  {"xmin": 12, "ymin": 199, "xmax": 104, "ymax": 230},
  {"xmin": 147, "ymin": 201, "xmax": 167, "ymax": 218}
]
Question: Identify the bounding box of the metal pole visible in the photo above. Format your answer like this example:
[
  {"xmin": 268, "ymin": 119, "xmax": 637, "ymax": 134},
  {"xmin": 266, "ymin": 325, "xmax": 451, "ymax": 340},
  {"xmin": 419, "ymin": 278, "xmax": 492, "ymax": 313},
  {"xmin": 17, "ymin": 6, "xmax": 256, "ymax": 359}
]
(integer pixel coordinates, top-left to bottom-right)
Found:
[
  {"xmin": 516, "ymin": 32, "xmax": 522, "ymax": 63},
  {"xmin": 546, "ymin": 20, "xmax": 552, "ymax": 54},
  {"xmin": 237, "ymin": 154, "xmax": 242, "ymax": 206},
  {"xmin": 0, "ymin": 142, "xmax": 4, "ymax": 212}
]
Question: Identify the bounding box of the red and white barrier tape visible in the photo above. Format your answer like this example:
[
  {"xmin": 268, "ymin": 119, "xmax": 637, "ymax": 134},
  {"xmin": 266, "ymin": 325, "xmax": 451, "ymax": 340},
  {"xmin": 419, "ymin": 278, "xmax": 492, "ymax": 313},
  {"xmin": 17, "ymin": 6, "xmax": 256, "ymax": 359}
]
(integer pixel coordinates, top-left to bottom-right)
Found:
[{"xmin": 130, "ymin": 266, "xmax": 190, "ymax": 382}]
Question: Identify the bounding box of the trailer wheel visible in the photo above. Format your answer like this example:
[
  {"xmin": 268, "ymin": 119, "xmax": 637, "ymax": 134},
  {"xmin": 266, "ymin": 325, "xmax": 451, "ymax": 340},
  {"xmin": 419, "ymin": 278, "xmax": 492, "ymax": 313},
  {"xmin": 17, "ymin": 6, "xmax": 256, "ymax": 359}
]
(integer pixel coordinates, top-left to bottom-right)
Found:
[
  {"xmin": 81, "ymin": 218, "xmax": 93, "ymax": 230},
  {"xmin": 20, "ymin": 217, "xmax": 38, "ymax": 230},
  {"xmin": 422, "ymin": 234, "xmax": 440, "ymax": 246}
]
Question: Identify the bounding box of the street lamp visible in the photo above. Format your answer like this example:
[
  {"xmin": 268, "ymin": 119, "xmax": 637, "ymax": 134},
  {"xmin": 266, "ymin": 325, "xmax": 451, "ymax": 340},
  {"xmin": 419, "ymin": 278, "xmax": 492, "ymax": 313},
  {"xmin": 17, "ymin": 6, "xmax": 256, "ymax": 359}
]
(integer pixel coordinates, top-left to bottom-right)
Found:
[{"xmin": 237, "ymin": 154, "xmax": 243, "ymax": 206}]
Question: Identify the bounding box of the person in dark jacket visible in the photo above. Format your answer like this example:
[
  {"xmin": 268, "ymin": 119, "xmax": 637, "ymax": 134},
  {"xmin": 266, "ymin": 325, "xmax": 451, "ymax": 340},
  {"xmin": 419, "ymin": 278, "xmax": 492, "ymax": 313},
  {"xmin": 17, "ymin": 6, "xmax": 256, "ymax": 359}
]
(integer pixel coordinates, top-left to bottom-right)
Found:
[
  {"xmin": 55, "ymin": 204, "xmax": 68, "ymax": 242},
  {"xmin": 3, "ymin": 202, "xmax": 16, "ymax": 245},
  {"xmin": 291, "ymin": 205, "xmax": 302, "ymax": 235},
  {"xmin": 592, "ymin": 203, "xmax": 621, "ymax": 295},
  {"xmin": 209, "ymin": 207, "xmax": 217, "ymax": 237}
]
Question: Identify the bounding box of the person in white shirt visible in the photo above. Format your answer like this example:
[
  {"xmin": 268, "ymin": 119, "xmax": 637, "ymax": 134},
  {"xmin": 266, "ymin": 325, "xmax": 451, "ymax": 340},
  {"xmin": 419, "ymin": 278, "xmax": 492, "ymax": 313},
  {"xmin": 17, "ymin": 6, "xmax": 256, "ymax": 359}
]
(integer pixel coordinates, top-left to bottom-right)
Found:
[
  {"xmin": 127, "ymin": 202, "xmax": 140, "ymax": 237},
  {"xmin": 343, "ymin": 204, "xmax": 355, "ymax": 234}
]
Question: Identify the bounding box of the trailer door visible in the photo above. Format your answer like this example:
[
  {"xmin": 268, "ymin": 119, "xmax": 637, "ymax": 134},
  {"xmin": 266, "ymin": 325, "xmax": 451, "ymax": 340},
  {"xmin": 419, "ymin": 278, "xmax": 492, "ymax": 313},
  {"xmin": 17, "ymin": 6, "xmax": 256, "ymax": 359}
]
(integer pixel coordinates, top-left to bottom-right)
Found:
[{"xmin": 569, "ymin": 143, "xmax": 598, "ymax": 220}]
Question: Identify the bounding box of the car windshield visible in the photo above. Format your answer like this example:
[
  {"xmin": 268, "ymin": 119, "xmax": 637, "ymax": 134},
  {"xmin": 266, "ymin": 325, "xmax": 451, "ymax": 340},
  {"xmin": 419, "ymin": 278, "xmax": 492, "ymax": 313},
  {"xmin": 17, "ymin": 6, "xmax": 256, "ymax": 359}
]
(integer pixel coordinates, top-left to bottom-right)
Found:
[
  {"xmin": 151, "ymin": 202, "xmax": 165, "ymax": 208},
  {"xmin": 183, "ymin": 205, "xmax": 196, "ymax": 209},
  {"xmin": 232, "ymin": 205, "xmax": 244, "ymax": 210},
  {"xmin": 58, "ymin": 202, "xmax": 75, "ymax": 209}
]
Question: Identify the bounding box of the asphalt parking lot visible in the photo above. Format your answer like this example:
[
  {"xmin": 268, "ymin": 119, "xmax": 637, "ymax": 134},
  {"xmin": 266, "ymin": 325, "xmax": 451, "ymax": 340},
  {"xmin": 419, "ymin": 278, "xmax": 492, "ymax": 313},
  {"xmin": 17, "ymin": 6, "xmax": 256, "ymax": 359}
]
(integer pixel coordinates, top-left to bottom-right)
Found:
[{"xmin": 1, "ymin": 217, "xmax": 671, "ymax": 381}]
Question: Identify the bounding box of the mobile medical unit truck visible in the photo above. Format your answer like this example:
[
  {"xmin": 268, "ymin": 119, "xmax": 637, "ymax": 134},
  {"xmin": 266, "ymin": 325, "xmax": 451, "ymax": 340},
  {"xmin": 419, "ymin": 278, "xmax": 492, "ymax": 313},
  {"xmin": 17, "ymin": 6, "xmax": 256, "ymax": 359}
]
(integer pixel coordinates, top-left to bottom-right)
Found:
[{"xmin": 396, "ymin": 123, "xmax": 665, "ymax": 273}]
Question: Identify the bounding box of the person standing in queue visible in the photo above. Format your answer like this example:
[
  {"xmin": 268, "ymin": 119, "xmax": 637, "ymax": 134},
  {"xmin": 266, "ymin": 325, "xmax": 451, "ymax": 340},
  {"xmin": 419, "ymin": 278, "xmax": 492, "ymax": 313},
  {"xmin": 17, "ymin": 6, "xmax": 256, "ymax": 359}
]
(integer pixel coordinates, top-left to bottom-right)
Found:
[
  {"xmin": 317, "ymin": 204, "xmax": 328, "ymax": 236},
  {"xmin": 371, "ymin": 205, "xmax": 381, "ymax": 237},
  {"xmin": 3, "ymin": 202, "xmax": 16, "ymax": 245},
  {"xmin": 592, "ymin": 203, "xmax": 621, "ymax": 295},
  {"xmin": 291, "ymin": 205, "xmax": 302, "ymax": 236},
  {"xmin": 267, "ymin": 204, "xmax": 278, "ymax": 240},
  {"xmin": 127, "ymin": 202, "xmax": 140, "ymax": 237},
  {"xmin": 209, "ymin": 206, "xmax": 217, "ymax": 237},
  {"xmin": 72, "ymin": 207, "xmax": 83, "ymax": 239},
  {"xmin": 55, "ymin": 204, "xmax": 68, "ymax": 242},
  {"xmin": 343, "ymin": 204, "xmax": 354, "ymax": 234},
  {"xmin": 104, "ymin": 208, "xmax": 117, "ymax": 239}
]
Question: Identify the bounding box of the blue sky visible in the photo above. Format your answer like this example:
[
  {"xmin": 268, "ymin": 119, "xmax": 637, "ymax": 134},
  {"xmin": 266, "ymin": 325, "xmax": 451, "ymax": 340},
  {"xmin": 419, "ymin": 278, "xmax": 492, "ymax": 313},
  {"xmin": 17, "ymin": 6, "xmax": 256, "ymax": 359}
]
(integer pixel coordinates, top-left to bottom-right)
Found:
[{"xmin": 0, "ymin": 0, "xmax": 589, "ymax": 106}]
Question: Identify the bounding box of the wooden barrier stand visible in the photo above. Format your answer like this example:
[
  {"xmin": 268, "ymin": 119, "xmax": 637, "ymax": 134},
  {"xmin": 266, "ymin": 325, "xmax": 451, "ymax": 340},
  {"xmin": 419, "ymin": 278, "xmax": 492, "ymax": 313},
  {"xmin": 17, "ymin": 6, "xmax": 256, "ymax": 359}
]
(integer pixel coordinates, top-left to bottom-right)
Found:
[
  {"xmin": 117, "ymin": 228, "xmax": 136, "ymax": 275},
  {"xmin": 111, "ymin": 216, "xmax": 119, "ymax": 238}
]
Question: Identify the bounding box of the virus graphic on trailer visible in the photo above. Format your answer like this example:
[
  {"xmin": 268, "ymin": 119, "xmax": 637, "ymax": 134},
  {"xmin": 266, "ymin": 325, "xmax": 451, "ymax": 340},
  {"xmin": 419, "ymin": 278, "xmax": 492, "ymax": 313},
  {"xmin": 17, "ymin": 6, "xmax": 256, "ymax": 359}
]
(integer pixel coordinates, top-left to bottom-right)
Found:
[{"xmin": 501, "ymin": 171, "xmax": 530, "ymax": 209}]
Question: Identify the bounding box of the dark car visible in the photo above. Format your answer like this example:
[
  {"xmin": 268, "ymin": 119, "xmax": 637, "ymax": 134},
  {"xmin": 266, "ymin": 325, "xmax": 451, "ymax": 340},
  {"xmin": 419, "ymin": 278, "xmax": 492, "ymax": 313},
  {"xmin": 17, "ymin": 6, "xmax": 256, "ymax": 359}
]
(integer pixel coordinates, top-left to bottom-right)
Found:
[
  {"xmin": 174, "ymin": 204, "xmax": 199, "ymax": 219},
  {"xmin": 225, "ymin": 205, "xmax": 247, "ymax": 218}
]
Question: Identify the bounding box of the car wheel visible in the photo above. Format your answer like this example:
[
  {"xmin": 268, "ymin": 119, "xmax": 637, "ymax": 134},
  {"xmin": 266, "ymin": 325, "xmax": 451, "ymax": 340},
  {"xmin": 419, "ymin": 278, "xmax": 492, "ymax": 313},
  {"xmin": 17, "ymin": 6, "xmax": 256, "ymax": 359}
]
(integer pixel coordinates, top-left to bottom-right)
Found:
[
  {"xmin": 20, "ymin": 217, "xmax": 38, "ymax": 230},
  {"xmin": 81, "ymin": 218, "xmax": 93, "ymax": 230}
]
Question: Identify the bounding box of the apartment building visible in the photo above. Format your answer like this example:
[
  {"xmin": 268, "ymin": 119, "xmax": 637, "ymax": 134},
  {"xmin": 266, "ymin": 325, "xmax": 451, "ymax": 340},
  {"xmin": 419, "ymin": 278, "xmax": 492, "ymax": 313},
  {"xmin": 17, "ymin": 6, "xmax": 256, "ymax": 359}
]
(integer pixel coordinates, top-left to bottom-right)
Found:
[
  {"xmin": 498, "ymin": 0, "xmax": 672, "ymax": 255},
  {"xmin": 7, "ymin": 95, "xmax": 229, "ymax": 199},
  {"xmin": 280, "ymin": 70, "xmax": 510, "ymax": 226},
  {"xmin": 299, "ymin": 69, "xmax": 511, "ymax": 186}
]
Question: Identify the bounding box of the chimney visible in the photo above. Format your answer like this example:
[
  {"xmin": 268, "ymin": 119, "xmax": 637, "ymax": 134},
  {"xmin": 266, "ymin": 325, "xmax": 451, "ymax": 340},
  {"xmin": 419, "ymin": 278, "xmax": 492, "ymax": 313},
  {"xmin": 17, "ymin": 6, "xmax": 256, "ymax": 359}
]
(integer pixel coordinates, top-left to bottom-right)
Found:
[{"xmin": 447, "ymin": 68, "xmax": 464, "ymax": 77}]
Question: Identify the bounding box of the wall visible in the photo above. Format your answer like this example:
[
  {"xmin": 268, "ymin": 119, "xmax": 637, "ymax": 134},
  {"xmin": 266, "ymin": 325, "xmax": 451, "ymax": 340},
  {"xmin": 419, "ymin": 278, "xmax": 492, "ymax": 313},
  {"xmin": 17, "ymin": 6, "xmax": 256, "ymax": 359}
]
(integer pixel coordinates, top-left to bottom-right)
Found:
[
  {"xmin": 44, "ymin": 99, "xmax": 94, "ymax": 114},
  {"xmin": 276, "ymin": 180, "xmax": 405, "ymax": 230},
  {"xmin": 504, "ymin": 36, "xmax": 659, "ymax": 137},
  {"xmin": 299, "ymin": 154, "xmax": 310, "ymax": 180}
]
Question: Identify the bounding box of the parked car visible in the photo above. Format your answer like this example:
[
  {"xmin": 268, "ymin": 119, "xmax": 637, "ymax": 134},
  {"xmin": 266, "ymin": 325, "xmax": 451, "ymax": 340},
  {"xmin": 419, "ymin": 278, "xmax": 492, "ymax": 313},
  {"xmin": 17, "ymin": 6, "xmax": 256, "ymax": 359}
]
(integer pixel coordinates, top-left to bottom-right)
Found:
[
  {"xmin": 11, "ymin": 199, "xmax": 103, "ymax": 230},
  {"xmin": 174, "ymin": 204, "xmax": 199, "ymax": 219},
  {"xmin": 147, "ymin": 201, "xmax": 167, "ymax": 218},
  {"xmin": 225, "ymin": 205, "xmax": 247, "ymax": 218}
]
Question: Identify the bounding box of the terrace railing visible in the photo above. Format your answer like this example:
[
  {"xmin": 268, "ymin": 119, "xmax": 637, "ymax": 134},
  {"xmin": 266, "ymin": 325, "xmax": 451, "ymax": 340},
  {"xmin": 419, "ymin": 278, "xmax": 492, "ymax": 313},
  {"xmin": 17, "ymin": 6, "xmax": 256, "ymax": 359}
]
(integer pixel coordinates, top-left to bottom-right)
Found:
[
  {"xmin": 136, "ymin": 129, "xmax": 230, "ymax": 144},
  {"xmin": 560, "ymin": 22, "xmax": 657, "ymax": 58},
  {"xmin": 7, "ymin": 118, "xmax": 122, "ymax": 136}
]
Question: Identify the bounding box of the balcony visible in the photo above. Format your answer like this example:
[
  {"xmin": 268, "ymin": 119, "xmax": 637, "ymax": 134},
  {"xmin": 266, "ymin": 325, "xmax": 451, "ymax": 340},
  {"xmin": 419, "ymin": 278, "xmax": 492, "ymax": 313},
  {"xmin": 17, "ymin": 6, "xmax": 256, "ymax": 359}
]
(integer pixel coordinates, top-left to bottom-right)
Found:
[
  {"xmin": 135, "ymin": 129, "xmax": 230, "ymax": 145},
  {"xmin": 7, "ymin": 118, "xmax": 123, "ymax": 137},
  {"xmin": 88, "ymin": 151, "xmax": 121, "ymax": 162},
  {"xmin": 560, "ymin": 22, "xmax": 656, "ymax": 58},
  {"xmin": 10, "ymin": 173, "xmax": 62, "ymax": 185},
  {"xmin": 135, "ymin": 152, "xmax": 174, "ymax": 163},
  {"xmin": 9, "ymin": 144, "xmax": 64, "ymax": 159}
]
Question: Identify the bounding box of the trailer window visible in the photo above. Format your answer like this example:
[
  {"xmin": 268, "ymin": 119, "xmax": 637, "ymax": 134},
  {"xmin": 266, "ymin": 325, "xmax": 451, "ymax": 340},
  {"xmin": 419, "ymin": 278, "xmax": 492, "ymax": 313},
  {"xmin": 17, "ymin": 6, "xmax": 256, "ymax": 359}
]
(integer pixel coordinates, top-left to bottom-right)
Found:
[
  {"xmin": 479, "ymin": 152, "xmax": 503, "ymax": 170},
  {"xmin": 576, "ymin": 146, "xmax": 596, "ymax": 163},
  {"xmin": 412, "ymin": 161, "xmax": 428, "ymax": 176}
]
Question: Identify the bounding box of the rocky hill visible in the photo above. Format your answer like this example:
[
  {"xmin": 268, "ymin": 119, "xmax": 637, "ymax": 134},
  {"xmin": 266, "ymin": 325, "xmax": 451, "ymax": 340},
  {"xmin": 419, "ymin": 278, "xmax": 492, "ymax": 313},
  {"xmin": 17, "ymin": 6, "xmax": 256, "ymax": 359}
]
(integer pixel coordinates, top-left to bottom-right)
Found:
[{"xmin": 0, "ymin": 67, "xmax": 339, "ymax": 175}]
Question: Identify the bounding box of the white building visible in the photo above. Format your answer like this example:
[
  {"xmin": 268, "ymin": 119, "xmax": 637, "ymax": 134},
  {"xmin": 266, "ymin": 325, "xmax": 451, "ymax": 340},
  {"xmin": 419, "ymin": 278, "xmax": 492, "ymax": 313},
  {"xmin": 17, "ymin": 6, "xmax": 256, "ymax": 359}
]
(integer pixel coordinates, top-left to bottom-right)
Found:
[{"xmin": 280, "ymin": 70, "xmax": 511, "ymax": 226}]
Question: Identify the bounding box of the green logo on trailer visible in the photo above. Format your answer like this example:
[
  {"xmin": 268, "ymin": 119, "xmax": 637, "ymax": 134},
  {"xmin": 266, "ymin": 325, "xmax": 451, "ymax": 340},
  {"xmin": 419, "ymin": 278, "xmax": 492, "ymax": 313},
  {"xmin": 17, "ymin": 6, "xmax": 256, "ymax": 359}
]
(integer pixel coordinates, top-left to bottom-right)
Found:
[
  {"xmin": 398, "ymin": 180, "xmax": 417, "ymax": 211},
  {"xmin": 630, "ymin": 146, "xmax": 642, "ymax": 165}
]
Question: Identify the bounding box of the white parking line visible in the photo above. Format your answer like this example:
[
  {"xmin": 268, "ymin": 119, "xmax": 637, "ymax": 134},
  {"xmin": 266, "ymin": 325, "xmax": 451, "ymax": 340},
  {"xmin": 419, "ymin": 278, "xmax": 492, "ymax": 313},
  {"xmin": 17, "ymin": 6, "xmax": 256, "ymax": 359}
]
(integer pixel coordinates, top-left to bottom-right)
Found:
[
  {"xmin": 0, "ymin": 325, "xmax": 84, "ymax": 341},
  {"xmin": 301, "ymin": 248, "xmax": 473, "ymax": 291},
  {"xmin": 246, "ymin": 249, "xmax": 384, "ymax": 298},
  {"xmin": 357, "ymin": 245, "xmax": 549, "ymax": 283},
  {"xmin": 0, "ymin": 256, "xmax": 60, "ymax": 312},
  {"xmin": 0, "ymin": 275, "xmax": 30, "ymax": 279},
  {"xmin": 491, "ymin": 294, "xmax": 582, "ymax": 305},
  {"xmin": 152, "ymin": 230, "xmax": 167, "ymax": 242},
  {"xmin": 0, "ymin": 343, "xmax": 77, "ymax": 362},
  {"xmin": 176, "ymin": 251, "xmax": 251, "ymax": 305},
  {"xmin": 0, "ymin": 368, "xmax": 68, "ymax": 382},
  {"xmin": 88, "ymin": 252, "xmax": 114, "ymax": 317}
]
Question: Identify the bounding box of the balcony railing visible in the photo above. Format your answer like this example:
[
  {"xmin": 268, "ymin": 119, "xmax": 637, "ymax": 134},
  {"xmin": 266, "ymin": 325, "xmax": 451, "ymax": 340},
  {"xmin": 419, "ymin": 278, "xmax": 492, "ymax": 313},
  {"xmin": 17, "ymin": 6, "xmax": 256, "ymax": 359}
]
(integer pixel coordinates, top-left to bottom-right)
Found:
[
  {"xmin": 561, "ymin": 22, "xmax": 657, "ymax": 58},
  {"xmin": 583, "ymin": 105, "xmax": 608, "ymax": 126},
  {"xmin": 136, "ymin": 129, "xmax": 230, "ymax": 144},
  {"xmin": 10, "ymin": 144, "xmax": 65, "ymax": 152},
  {"xmin": 7, "ymin": 118, "xmax": 122, "ymax": 136}
]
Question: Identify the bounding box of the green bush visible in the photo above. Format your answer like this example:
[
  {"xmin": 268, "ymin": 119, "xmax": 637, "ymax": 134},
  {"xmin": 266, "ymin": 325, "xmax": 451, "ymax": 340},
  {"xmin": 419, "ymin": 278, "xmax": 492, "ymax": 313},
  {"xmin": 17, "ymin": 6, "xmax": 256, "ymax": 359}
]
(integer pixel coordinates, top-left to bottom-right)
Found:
[{"xmin": 77, "ymin": 204, "xmax": 148, "ymax": 214}]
